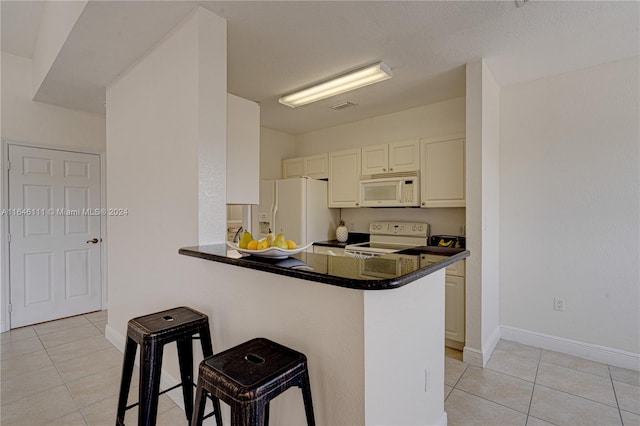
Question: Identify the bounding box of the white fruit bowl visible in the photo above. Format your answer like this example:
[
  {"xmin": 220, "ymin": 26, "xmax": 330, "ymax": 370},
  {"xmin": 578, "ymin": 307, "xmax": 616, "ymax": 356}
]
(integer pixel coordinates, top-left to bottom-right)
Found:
[{"xmin": 226, "ymin": 241, "xmax": 313, "ymax": 259}]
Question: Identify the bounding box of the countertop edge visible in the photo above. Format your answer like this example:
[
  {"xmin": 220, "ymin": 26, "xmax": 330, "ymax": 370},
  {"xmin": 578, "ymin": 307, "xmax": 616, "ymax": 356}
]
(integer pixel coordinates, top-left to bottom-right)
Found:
[{"xmin": 179, "ymin": 246, "xmax": 470, "ymax": 291}]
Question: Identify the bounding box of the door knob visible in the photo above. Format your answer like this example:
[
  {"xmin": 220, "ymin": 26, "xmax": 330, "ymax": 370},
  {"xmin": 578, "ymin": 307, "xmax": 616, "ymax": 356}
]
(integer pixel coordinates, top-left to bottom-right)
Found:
[{"xmin": 86, "ymin": 238, "xmax": 101, "ymax": 244}]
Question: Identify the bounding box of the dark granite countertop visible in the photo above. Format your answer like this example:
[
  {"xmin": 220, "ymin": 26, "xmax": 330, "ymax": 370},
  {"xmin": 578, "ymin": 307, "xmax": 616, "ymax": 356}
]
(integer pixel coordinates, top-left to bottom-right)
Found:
[
  {"xmin": 313, "ymin": 233, "xmax": 370, "ymax": 248},
  {"xmin": 179, "ymin": 244, "xmax": 470, "ymax": 290}
]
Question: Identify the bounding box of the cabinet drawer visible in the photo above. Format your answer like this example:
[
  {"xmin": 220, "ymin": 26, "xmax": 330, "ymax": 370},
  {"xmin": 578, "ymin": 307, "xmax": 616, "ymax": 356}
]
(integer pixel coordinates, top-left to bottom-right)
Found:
[{"xmin": 420, "ymin": 255, "xmax": 465, "ymax": 277}]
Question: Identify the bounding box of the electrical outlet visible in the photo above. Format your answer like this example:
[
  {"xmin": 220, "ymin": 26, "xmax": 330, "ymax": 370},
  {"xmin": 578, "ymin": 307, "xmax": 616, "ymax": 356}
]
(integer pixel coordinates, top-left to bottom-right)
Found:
[
  {"xmin": 553, "ymin": 297, "xmax": 565, "ymax": 312},
  {"xmin": 349, "ymin": 223, "xmax": 355, "ymax": 232}
]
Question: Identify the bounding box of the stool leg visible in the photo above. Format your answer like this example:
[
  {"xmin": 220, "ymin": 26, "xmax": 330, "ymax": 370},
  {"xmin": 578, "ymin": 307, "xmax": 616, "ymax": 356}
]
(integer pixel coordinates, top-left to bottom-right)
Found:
[
  {"xmin": 199, "ymin": 325, "xmax": 214, "ymax": 358},
  {"xmin": 177, "ymin": 338, "xmax": 194, "ymax": 422},
  {"xmin": 190, "ymin": 376, "xmax": 207, "ymax": 426},
  {"xmin": 198, "ymin": 325, "xmax": 223, "ymax": 426},
  {"xmin": 116, "ymin": 336, "xmax": 137, "ymax": 426},
  {"xmin": 300, "ymin": 370, "xmax": 316, "ymax": 426},
  {"xmin": 139, "ymin": 341, "xmax": 164, "ymax": 426},
  {"xmin": 231, "ymin": 402, "xmax": 268, "ymax": 426}
]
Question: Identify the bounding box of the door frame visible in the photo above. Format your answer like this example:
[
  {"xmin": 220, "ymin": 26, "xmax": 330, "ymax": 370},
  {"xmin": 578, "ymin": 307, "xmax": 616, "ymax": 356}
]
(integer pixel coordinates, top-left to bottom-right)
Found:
[{"xmin": 1, "ymin": 139, "xmax": 107, "ymax": 332}]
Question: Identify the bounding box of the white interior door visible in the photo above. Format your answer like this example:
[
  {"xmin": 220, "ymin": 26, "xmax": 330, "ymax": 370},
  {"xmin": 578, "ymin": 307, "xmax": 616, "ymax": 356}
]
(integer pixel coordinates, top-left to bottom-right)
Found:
[{"xmin": 8, "ymin": 145, "xmax": 102, "ymax": 328}]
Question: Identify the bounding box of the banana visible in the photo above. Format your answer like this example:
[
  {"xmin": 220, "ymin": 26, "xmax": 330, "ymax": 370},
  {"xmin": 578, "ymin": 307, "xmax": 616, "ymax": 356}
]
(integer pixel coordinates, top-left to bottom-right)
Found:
[{"xmin": 438, "ymin": 239, "xmax": 453, "ymax": 247}]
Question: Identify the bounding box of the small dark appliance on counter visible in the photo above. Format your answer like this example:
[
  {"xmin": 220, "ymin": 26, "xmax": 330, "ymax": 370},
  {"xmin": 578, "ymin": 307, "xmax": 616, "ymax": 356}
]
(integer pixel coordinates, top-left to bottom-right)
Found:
[{"xmin": 428, "ymin": 235, "xmax": 466, "ymax": 249}]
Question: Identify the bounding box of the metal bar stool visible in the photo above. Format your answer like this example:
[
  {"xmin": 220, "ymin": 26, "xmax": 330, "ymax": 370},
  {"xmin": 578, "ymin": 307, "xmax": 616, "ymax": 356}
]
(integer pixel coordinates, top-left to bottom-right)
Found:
[
  {"xmin": 115, "ymin": 306, "xmax": 222, "ymax": 426},
  {"xmin": 191, "ymin": 337, "xmax": 315, "ymax": 426}
]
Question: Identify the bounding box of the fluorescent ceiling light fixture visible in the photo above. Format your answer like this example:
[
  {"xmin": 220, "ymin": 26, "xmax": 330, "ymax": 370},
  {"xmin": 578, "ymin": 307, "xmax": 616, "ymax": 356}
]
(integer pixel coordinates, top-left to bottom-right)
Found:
[{"xmin": 279, "ymin": 61, "xmax": 392, "ymax": 108}]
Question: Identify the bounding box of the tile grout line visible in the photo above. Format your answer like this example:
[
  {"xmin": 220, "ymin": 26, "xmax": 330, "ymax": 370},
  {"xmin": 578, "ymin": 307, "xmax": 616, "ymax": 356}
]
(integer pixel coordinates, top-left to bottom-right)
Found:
[
  {"xmin": 451, "ymin": 387, "xmax": 530, "ymax": 417},
  {"xmin": 608, "ymin": 364, "xmax": 625, "ymax": 426},
  {"xmin": 0, "ymin": 326, "xmax": 83, "ymax": 423},
  {"xmin": 40, "ymin": 317, "xmax": 110, "ymax": 426},
  {"xmin": 525, "ymin": 349, "xmax": 543, "ymax": 418}
]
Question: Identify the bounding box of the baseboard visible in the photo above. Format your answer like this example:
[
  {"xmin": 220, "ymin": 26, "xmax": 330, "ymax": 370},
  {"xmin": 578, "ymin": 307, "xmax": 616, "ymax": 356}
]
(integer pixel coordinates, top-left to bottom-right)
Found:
[
  {"xmin": 462, "ymin": 346, "xmax": 484, "ymax": 367},
  {"xmin": 436, "ymin": 411, "xmax": 448, "ymax": 426},
  {"xmin": 445, "ymin": 339, "xmax": 464, "ymax": 351},
  {"xmin": 462, "ymin": 326, "xmax": 501, "ymax": 367},
  {"xmin": 105, "ymin": 324, "xmax": 187, "ymax": 410},
  {"xmin": 500, "ymin": 325, "xmax": 640, "ymax": 371}
]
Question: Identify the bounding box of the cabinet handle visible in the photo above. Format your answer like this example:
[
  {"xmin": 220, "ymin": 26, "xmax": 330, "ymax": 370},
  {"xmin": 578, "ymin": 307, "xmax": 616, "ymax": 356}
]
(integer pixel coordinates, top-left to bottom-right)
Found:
[
  {"xmin": 355, "ymin": 203, "xmax": 359, "ymax": 206},
  {"xmin": 422, "ymin": 202, "xmax": 426, "ymax": 206},
  {"xmin": 389, "ymin": 168, "xmax": 393, "ymax": 171},
  {"xmin": 383, "ymin": 168, "xmax": 386, "ymax": 172}
]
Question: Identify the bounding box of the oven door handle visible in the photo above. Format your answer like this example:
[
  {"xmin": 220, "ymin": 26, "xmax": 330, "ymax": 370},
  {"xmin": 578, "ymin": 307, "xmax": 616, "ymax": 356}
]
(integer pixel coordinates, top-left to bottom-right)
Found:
[{"xmin": 345, "ymin": 251, "xmax": 377, "ymax": 259}]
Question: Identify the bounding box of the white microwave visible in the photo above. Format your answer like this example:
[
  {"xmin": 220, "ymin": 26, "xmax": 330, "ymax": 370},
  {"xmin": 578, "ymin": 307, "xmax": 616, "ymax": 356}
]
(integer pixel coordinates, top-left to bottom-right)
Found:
[{"xmin": 359, "ymin": 175, "xmax": 419, "ymax": 207}]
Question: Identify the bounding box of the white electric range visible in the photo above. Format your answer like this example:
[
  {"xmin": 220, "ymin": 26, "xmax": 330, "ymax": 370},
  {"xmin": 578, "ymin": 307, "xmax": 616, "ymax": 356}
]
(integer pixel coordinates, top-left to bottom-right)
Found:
[
  {"xmin": 345, "ymin": 221, "xmax": 430, "ymax": 257},
  {"xmin": 344, "ymin": 221, "xmax": 429, "ymax": 278}
]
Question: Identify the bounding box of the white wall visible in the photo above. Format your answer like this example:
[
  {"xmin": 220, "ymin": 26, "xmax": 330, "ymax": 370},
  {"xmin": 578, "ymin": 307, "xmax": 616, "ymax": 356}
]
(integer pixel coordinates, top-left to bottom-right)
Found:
[
  {"xmin": 1, "ymin": 52, "xmax": 106, "ymax": 150},
  {"xmin": 499, "ymin": 56, "xmax": 640, "ymax": 355},
  {"xmin": 106, "ymin": 2, "xmax": 227, "ymax": 385},
  {"xmin": 31, "ymin": 1, "xmax": 88, "ymax": 98},
  {"xmin": 294, "ymin": 97, "xmax": 466, "ymax": 235},
  {"xmin": 1, "ymin": 51, "xmax": 106, "ymax": 331},
  {"xmin": 295, "ymin": 97, "xmax": 465, "ymax": 155},
  {"xmin": 260, "ymin": 126, "xmax": 295, "ymax": 180},
  {"xmin": 464, "ymin": 60, "xmax": 501, "ymax": 366},
  {"xmin": 340, "ymin": 208, "xmax": 465, "ymax": 236}
]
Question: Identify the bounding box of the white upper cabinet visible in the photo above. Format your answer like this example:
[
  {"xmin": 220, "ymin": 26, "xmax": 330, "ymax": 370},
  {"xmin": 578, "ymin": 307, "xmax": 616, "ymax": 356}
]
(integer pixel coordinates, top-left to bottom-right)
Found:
[
  {"xmin": 361, "ymin": 144, "xmax": 388, "ymax": 175},
  {"xmin": 227, "ymin": 94, "xmax": 259, "ymax": 204},
  {"xmin": 282, "ymin": 157, "xmax": 305, "ymax": 179},
  {"xmin": 420, "ymin": 136, "xmax": 466, "ymax": 208},
  {"xmin": 304, "ymin": 154, "xmax": 329, "ymax": 179},
  {"xmin": 328, "ymin": 148, "xmax": 361, "ymax": 208},
  {"xmin": 362, "ymin": 140, "xmax": 419, "ymax": 175},
  {"xmin": 281, "ymin": 154, "xmax": 328, "ymax": 179},
  {"xmin": 388, "ymin": 140, "xmax": 420, "ymax": 173}
]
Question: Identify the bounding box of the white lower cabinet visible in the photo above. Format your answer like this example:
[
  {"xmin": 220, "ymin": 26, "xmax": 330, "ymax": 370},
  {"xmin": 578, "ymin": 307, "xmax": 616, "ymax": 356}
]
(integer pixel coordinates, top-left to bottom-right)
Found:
[{"xmin": 421, "ymin": 254, "xmax": 465, "ymax": 348}]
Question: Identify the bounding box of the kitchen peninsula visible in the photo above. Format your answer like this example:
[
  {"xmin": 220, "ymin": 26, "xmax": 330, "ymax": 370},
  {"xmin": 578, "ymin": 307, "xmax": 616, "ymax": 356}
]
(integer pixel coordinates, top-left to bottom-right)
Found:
[{"xmin": 179, "ymin": 245, "xmax": 469, "ymax": 425}]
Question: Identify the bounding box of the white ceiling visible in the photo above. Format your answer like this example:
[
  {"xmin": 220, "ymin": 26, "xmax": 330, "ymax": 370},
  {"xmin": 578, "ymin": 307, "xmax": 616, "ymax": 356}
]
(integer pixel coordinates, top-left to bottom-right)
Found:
[{"xmin": 1, "ymin": 1, "xmax": 638, "ymax": 135}]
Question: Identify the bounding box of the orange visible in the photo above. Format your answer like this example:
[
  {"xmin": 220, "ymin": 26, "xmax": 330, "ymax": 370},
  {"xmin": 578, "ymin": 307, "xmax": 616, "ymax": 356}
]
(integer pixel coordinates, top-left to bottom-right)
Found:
[{"xmin": 247, "ymin": 240, "xmax": 259, "ymax": 250}]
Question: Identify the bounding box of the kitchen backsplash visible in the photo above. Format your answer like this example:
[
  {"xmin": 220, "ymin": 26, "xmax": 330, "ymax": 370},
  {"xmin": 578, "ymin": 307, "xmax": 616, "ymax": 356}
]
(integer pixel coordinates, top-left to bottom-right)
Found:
[{"xmin": 339, "ymin": 207, "xmax": 466, "ymax": 237}]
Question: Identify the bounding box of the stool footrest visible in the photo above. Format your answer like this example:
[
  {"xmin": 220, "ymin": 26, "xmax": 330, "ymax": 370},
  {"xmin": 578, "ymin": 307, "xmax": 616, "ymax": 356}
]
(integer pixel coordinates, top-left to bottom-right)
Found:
[{"xmin": 122, "ymin": 381, "xmax": 191, "ymax": 412}]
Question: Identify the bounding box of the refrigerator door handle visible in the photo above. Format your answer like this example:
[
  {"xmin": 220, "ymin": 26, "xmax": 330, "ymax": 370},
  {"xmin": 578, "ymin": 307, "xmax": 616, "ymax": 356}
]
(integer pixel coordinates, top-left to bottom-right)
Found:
[{"xmin": 272, "ymin": 182, "xmax": 278, "ymax": 233}]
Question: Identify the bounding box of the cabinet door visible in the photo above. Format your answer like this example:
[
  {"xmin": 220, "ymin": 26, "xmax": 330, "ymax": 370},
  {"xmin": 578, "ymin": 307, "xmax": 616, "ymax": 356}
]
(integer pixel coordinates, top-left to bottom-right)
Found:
[
  {"xmin": 420, "ymin": 138, "xmax": 465, "ymax": 208},
  {"xmin": 304, "ymin": 154, "xmax": 329, "ymax": 179},
  {"xmin": 446, "ymin": 259, "xmax": 465, "ymax": 277},
  {"xmin": 445, "ymin": 275, "xmax": 465, "ymax": 343},
  {"xmin": 388, "ymin": 140, "xmax": 419, "ymax": 173},
  {"xmin": 361, "ymin": 144, "xmax": 388, "ymax": 175},
  {"xmin": 282, "ymin": 157, "xmax": 304, "ymax": 179},
  {"xmin": 329, "ymin": 149, "xmax": 361, "ymax": 208},
  {"xmin": 227, "ymin": 94, "xmax": 259, "ymax": 204}
]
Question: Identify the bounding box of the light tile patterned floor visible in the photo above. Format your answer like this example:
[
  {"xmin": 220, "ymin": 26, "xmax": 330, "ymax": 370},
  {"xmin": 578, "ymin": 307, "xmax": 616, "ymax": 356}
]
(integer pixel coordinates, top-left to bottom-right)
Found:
[
  {"xmin": 445, "ymin": 340, "xmax": 640, "ymax": 426},
  {"xmin": 1, "ymin": 312, "xmax": 639, "ymax": 425}
]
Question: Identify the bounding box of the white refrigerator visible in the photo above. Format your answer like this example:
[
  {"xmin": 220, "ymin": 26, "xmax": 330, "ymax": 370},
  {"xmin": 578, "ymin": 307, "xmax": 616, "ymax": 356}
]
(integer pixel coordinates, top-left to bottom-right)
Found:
[{"xmin": 253, "ymin": 178, "xmax": 339, "ymax": 246}]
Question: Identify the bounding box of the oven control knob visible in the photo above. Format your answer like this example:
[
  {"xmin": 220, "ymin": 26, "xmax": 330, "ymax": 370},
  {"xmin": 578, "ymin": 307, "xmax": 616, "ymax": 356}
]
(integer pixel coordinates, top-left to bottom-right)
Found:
[{"xmin": 418, "ymin": 225, "xmax": 424, "ymax": 231}]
